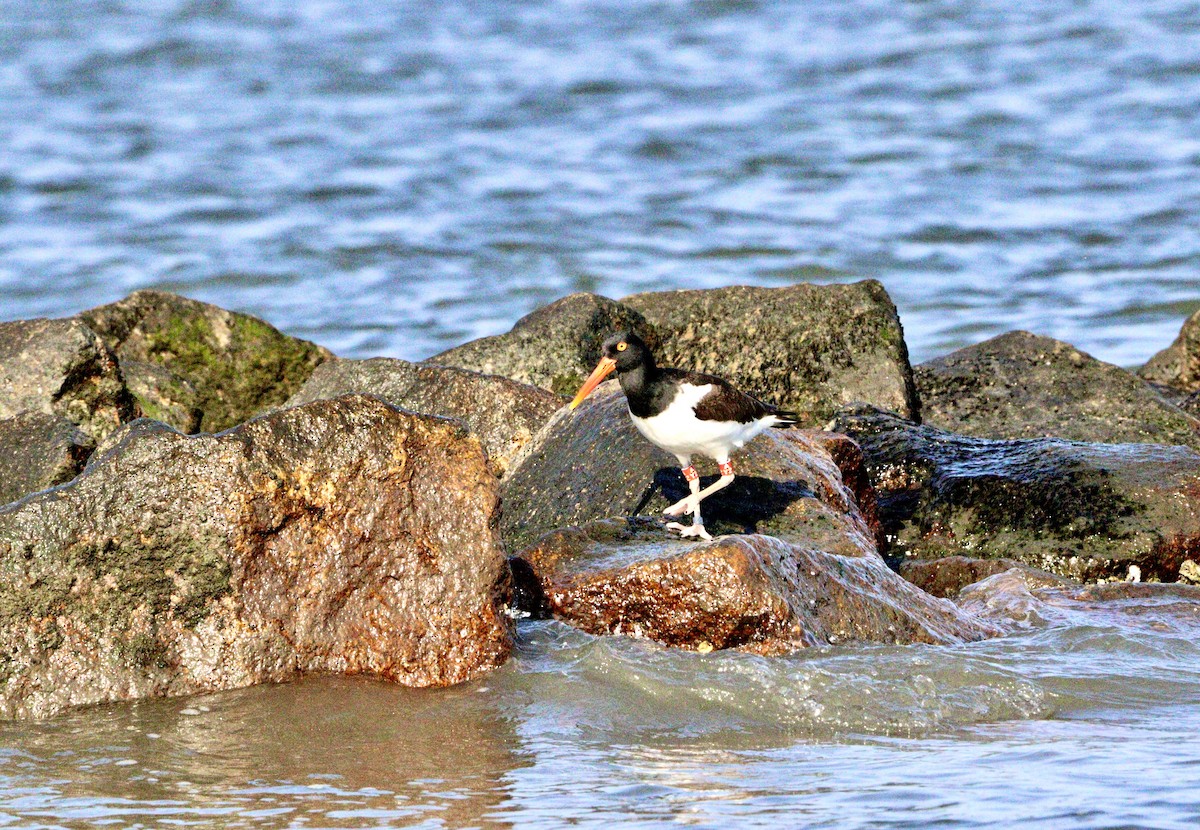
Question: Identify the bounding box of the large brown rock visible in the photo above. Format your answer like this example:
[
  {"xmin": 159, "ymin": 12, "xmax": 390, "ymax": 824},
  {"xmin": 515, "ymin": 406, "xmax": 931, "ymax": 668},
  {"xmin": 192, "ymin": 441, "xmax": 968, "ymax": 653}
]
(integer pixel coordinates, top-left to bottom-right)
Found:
[
  {"xmin": 0, "ymin": 395, "xmax": 511, "ymax": 720},
  {"xmin": 499, "ymin": 382, "xmax": 877, "ymax": 552},
  {"xmin": 285, "ymin": 358, "xmax": 562, "ymax": 474},
  {"xmin": 622, "ymin": 280, "xmax": 919, "ymax": 425},
  {"xmin": 427, "ymin": 293, "xmax": 657, "ymax": 397},
  {"xmin": 0, "ymin": 412, "xmax": 95, "ymax": 506},
  {"xmin": 1139, "ymin": 307, "xmax": 1200, "ymax": 393},
  {"xmin": 513, "ymin": 518, "xmax": 996, "ymax": 653},
  {"xmin": 79, "ymin": 290, "xmax": 332, "ymax": 433},
  {"xmin": 0, "ymin": 317, "xmax": 136, "ymax": 441},
  {"xmin": 916, "ymin": 331, "xmax": 1200, "ymax": 449},
  {"xmin": 834, "ymin": 404, "xmax": 1200, "ymax": 582}
]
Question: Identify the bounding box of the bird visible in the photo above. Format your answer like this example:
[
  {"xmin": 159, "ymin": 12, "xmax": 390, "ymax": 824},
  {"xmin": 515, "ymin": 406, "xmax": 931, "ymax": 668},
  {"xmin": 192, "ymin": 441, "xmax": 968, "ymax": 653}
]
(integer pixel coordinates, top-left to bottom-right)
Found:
[{"xmin": 569, "ymin": 331, "xmax": 800, "ymax": 541}]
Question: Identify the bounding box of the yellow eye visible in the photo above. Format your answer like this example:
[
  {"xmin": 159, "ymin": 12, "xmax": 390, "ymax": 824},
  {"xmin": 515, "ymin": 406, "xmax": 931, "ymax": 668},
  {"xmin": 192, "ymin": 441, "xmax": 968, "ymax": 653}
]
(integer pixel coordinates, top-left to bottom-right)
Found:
[{"xmin": 616, "ymin": 342, "xmax": 628, "ymax": 352}]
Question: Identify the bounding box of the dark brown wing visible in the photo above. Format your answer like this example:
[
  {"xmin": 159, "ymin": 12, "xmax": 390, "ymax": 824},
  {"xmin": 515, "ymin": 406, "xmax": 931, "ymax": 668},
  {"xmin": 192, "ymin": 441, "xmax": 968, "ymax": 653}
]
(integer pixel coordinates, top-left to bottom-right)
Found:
[{"xmin": 662, "ymin": 368, "xmax": 775, "ymax": 424}]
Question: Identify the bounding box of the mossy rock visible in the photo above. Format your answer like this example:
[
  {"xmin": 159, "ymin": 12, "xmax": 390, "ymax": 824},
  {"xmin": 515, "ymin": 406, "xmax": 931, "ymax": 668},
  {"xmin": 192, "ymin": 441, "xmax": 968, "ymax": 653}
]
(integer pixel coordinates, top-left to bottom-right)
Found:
[{"xmin": 79, "ymin": 290, "xmax": 333, "ymax": 433}]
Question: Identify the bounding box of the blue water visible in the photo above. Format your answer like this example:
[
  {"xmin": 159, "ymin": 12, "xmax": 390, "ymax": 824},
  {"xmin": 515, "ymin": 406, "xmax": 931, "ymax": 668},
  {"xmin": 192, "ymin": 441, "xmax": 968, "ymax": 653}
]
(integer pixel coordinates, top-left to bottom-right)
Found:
[
  {"xmin": 3, "ymin": 1, "xmax": 1200, "ymax": 827},
  {"xmin": 1, "ymin": 0, "xmax": 1199, "ymax": 366}
]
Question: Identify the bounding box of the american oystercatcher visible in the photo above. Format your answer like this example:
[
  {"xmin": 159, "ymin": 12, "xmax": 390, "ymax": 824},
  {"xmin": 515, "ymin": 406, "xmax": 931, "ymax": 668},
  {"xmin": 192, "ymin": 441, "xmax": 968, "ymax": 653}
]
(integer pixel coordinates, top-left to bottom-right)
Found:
[{"xmin": 569, "ymin": 331, "xmax": 800, "ymax": 540}]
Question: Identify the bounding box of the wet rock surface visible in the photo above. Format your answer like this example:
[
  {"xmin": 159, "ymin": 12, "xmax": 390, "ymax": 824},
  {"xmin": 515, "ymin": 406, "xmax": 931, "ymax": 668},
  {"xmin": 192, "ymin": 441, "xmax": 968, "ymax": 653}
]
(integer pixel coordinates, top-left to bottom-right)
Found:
[
  {"xmin": 0, "ymin": 395, "xmax": 511, "ymax": 720},
  {"xmin": 1139, "ymin": 307, "xmax": 1200, "ymax": 393},
  {"xmin": 79, "ymin": 290, "xmax": 332, "ymax": 433},
  {"xmin": 427, "ymin": 293, "xmax": 657, "ymax": 397},
  {"xmin": 512, "ymin": 518, "xmax": 996, "ymax": 653},
  {"xmin": 899, "ymin": 555, "xmax": 1072, "ymax": 599},
  {"xmin": 499, "ymin": 383, "xmax": 877, "ymax": 553},
  {"xmin": 0, "ymin": 412, "xmax": 95, "ymax": 506},
  {"xmin": 915, "ymin": 330, "xmax": 1200, "ymax": 449},
  {"xmin": 622, "ymin": 280, "xmax": 918, "ymax": 425},
  {"xmin": 286, "ymin": 358, "xmax": 562, "ymax": 474},
  {"xmin": 834, "ymin": 404, "xmax": 1200, "ymax": 582},
  {"xmin": 958, "ymin": 567, "xmax": 1200, "ymax": 633},
  {"xmin": 0, "ymin": 318, "xmax": 136, "ymax": 441}
]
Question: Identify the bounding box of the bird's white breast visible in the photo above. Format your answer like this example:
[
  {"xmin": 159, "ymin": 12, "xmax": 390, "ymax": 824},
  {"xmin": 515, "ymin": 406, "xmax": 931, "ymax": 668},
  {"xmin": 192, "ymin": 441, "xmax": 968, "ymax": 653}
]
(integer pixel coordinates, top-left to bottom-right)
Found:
[{"xmin": 629, "ymin": 382, "xmax": 772, "ymax": 460}]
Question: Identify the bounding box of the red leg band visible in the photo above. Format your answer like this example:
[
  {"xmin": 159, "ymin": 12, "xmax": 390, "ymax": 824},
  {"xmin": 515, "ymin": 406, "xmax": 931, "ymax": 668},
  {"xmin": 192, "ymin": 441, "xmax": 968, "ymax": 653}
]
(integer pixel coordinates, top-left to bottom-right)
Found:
[
  {"xmin": 719, "ymin": 462, "xmax": 734, "ymax": 476},
  {"xmin": 682, "ymin": 465, "xmax": 699, "ymax": 482}
]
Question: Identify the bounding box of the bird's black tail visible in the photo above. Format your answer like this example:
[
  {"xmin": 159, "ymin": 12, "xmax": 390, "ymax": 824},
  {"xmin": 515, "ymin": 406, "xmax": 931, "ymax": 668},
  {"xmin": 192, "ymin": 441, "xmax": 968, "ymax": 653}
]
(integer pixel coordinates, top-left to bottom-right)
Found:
[{"xmin": 771, "ymin": 409, "xmax": 802, "ymax": 429}]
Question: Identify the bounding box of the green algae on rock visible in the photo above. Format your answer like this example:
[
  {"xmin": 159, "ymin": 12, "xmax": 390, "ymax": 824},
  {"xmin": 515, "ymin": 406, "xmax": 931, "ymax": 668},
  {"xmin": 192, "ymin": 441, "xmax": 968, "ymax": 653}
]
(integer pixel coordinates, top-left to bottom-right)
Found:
[
  {"xmin": 0, "ymin": 395, "xmax": 512, "ymax": 720},
  {"xmin": 916, "ymin": 330, "xmax": 1200, "ymax": 449},
  {"xmin": 622, "ymin": 280, "xmax": 919, "ymax": 426},
  {"xmin": 79, "ymin": 290, "xmax": 332, "ymax": 433},
  {"xmin": 834, "ymin": 404, "xmax": 1200, "ymax": 582}
]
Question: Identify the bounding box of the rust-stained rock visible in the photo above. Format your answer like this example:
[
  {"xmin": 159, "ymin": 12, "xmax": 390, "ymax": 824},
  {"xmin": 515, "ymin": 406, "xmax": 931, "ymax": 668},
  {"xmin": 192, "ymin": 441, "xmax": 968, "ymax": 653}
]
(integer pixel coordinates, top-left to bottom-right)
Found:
[
  {"xmin": 898, "ymin": 556, "xmax": 1072, "ymax": 599},
  {"xmin": 834, "ymin": 404, "xmax": 1200, "ymax": 582},
  {"xmin": 622, "ymin": 280, "xmax": 919, "ymax": 425},
  {"xmin": 807, "ymin": 430, "xmax": 885, "ymax": 553},
  {"xmin": 0, "ymin": 317, "xmax": 136, "ymax": 441},
  {"xmin": 916, "ymin": 330, "xmax": 1200, "ymax": 449},
  {"xmin": 0, "ymin": 412, "xmax": 95, "ymax": 505},
  {"xmin": 0, "ymin": 395, "xmax": 511, "ymax": 720},
  {"xmin": 78, "ymin": 290, "xmax": 332, "ymax": 433},
  {"xmin": 285, "ymin": 357, "xmax": 562, "ymax": 474},
  {"xmin": 513, "ymin": 519, "xmax": 996, "ymax": 653},
  {"xmin": 427, "ymin": 293, "xmax": 657, "ymax": 397},
  {"xmin": 500, "ymin": 383, "xmax": 877, "ymax": 552}
]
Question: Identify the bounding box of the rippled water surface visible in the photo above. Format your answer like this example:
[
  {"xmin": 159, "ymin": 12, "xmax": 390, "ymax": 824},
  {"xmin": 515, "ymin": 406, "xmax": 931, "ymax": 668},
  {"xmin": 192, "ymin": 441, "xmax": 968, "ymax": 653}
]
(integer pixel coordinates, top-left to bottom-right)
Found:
[
  {"xmin": 4, "ymin": 0, "xmax": 1200, "ymax": 826},
  {"xmin": 1, "ymin": 0, "xmax": 1199, "ymax": 365}
]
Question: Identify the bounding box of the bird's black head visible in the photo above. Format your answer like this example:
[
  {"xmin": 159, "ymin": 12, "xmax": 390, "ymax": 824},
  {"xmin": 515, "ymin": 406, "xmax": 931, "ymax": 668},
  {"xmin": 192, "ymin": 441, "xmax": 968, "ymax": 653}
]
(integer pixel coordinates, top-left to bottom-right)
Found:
[
  {"xmin": 570, "ymin": 330, "xmax": 656, "ymax": 410},
  {"xmin": 600, "ymin": 331, "xmax": 653, "ymax": 373}
]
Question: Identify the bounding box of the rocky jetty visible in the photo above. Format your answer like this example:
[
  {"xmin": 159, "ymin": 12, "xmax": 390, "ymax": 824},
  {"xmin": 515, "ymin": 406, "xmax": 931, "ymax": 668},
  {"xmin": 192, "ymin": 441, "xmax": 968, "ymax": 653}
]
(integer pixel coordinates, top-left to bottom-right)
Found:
[
  {"xmin": 0, "ymin": 395, "xmax": 511, "ymax": 719},
  {"xmin": 915, "ymin": 331, "xmax": 1200, "ymax": 449},
  {"xmin": 431, "ymin": 280, "xmax": 918, "ymax": 426},
  {"xmin": 7, "ymin": 282, "xmax": 1200, "ymax": 720},
  {"xmin": 834, "ymin": 405, "xmax": 1200, "ymax": 582},
  {"xmin": 285, "ymin": 358, "xmax": 562, "ymax": 474}
]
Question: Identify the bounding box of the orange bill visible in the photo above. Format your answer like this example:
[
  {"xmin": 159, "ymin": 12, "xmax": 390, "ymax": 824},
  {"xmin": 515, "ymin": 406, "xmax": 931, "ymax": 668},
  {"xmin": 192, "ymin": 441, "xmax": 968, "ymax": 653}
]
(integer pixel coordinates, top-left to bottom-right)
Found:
[{"xmin": 569, "ymin": 356, "xmax": 617, "ymax": 409}]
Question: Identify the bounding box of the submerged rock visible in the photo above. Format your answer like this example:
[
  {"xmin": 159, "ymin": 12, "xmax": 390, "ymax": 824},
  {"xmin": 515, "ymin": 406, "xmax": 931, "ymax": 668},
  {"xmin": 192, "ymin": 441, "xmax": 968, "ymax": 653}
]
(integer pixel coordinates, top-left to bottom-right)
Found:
[
  {"xmin": 915, "ymin": 330, "xmax": 1200, "ymax": 449},
  {"xmin": 499, "ymin": 383, "xmax": 877, "ymax": 553},
  {"xmin": 834, "ymin": 404, "xmax": 1200, "ymax": 582},
  {"xmin": 427, "ymin": 293, "xmax": 657, "ymax": 397},
  {"xmin": 79, "ymin": 290, "xmax": 332, "ymax": 433},
  {"xmin": 1139, "ymin": 307, "xmax": 1200, "ymax": 393},
  {"xmin": 285, "ymin": 358, "xmax": 562, "ymax": 474},
  {"xmin": 898, "ymin": 555, "xmax": 1072, "ymax": 599},
  {"xmin": 0, "ymin": 413, "xmax": 94, "ymax": 506},
  {"xmin": 622, "ymin": 280, "xmax": 919, "ymax": 425},
  {"xmin": 512, "ymin": 518, "xmax": 996, "ymax": 653},
  {"xmin": 0, "ymin": 395, "xmax": 511, "ymax": 720},
  {"xmin": 0, "ymin": 317, "xmax": 136, "ymax": 441}
]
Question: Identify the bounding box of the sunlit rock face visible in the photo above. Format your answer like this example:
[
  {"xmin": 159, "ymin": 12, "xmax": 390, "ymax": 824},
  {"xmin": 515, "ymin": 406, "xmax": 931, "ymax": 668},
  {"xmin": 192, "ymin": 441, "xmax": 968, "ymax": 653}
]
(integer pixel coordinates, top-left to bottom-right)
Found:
[{"xmin": 0, "ymin": 395, "xmax": 512, "ymax": 720}]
